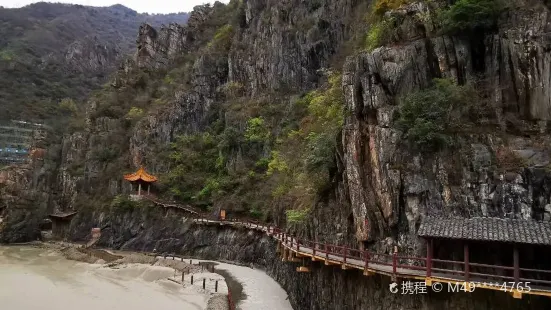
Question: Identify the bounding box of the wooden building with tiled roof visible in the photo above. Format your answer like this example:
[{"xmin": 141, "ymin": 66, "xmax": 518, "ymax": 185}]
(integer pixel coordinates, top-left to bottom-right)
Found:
[
  {"xmin": 417, "ymin": 216, "xmax": 551, "ymax": 286},
  {"xmin": 124, "ymin": 166, "xmax": 157, "ymax": 196}
]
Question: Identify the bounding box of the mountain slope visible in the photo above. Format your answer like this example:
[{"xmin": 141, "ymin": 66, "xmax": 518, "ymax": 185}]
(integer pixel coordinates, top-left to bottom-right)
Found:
[
  {"xmin": 3, "ymin": 1, "xmax": 551, "ymax": 309},
  {"xmin": 0, "ymin": 2, "xmax": 189, "ymax": 123}
]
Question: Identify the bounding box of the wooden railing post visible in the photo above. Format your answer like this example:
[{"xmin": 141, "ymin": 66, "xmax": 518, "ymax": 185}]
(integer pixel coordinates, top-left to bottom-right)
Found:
[
  {"xmin": 364, "ymin": 251, "xmax": 369, "ymax": 269},
  {"xmin": 343, "ymin": 246, "xmax": 347, "ymax": 264},
  {"xmin": 464, "ymin": 243, "xmax": 470, "ymax": 281},
  {"xmin": 392, "ymin": 246, "xmax": 398, "ymax": 275},
  {"xmin": 325, "ymin": 244, "xmax": 329, "ymax": 260},
  {"xmin": 296, "ymin": 238, "xmax": 300, "ymax": 251},
  {"xmin": 313, "ymin": 242, "xmax": 316, "ymax": 256},
  {"xmin": 513, "ymin": 245, "xmax": 520, "ymax": 284},
  {"xmin": 426, "ymin": 238, "xmax": 433, "ymax": 278}
]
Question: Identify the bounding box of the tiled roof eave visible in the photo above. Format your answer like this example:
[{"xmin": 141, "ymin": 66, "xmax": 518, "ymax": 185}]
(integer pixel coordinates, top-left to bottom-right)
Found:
[
  {"xmin": 417, "ymin": 216, "xmax": 551, "ymax": 246},
  {"xmin": 123, "ymin": 166, "xmax": 158, "ymax": 182}
]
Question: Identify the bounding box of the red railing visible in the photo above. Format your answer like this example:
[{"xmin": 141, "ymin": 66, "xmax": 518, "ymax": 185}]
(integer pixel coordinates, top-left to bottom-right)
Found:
[
  {"xmin": 227, "ymin": 287, "xmax": 235, "ymax": 310},
  {"xmin": 266, "ymin": 226, "xmax": 551, "ymax": 289},
  {"xmin": 147, "ymin": 198, "xmax": 551, "ymax": 291}
]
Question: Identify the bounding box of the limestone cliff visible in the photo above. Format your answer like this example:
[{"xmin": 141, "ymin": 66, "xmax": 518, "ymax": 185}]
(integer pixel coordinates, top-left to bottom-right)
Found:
[
  {"xmin": 3, "ymin": 0, "xmax": 551, "ymax": 309},
  {"xmin": 58, "ymin": 1, "xmax": 551, "ymax": 307},
  {"xmin": 341, "ymin": 1, "xmax": 551, "ymax": 256},
  {"xmin": 0, "ymin": 158, "xmax": 53, "ymax": 242}
]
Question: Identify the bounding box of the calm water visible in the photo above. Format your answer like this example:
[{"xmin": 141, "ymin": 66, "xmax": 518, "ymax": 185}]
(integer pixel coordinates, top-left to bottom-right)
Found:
[{"xmin": 0, "ymin": 246, "xmax": 208, "ymax": 310}]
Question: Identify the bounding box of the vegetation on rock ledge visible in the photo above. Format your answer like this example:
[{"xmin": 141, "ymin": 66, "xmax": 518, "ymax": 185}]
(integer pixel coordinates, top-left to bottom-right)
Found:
[
  {"xmin": 397, "ymin": 78, "xmax": 481, "ymax": 152},
  {"xmin": 161, "ymin": 70, "xmax": 344, "ymax": 223},
  {"xmin": 439, "ymin": 0, "xmax": 505, "ymax": 34}
]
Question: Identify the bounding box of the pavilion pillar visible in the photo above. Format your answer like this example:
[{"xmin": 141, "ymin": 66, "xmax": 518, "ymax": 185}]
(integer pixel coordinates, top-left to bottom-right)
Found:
[
  {"xmin": 138, "ymin": 183, "xmax": 142, "ymax": 196},
  {"xmin": 147, "ymin": 184, "xmax": 150, "ymax": 195},
  {"xmin": 426, "ymin": 238, "xmax": 433, "ymax": 278},
  {"xmin": 513, "ymin": 245, "xmax": 520, "ymax": 283},
  {"xmin": 464, "ymin": 243, "xmax": 470, "ymax": 281}
]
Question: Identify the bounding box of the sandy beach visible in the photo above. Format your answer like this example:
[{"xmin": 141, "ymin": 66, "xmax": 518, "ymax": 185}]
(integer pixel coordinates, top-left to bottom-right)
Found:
[
  {"xmin": 0, "ymin": 244, "xmax": 294, "ymax": 310},
  {"xmin": 0, "ymin": 244, "xmax": 226, "ymax": 310}
]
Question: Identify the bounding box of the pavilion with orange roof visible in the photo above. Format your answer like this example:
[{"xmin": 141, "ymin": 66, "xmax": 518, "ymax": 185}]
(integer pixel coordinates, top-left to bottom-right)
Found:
[{"xmin": 123, "ymin": 166, "xmax": 157, "ymax": 196}]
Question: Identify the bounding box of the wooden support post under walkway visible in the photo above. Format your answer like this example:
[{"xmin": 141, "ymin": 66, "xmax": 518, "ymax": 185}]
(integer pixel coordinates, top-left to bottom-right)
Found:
[{"xmin": 287, "ymin": 251, "xmax": 301, "ymax": 263}]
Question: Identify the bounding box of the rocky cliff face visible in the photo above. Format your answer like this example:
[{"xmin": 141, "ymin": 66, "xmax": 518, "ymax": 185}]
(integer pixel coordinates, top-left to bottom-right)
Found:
[
  {"xmin": 0, "ymin": 159, "xmax": 53, "ymax": 243},
  {"xmin": 46, "ymin": 36, "xmax": 122, "ymax": 74},
  {"xmin": 54, "ymin": 0, "xmax": 551, "ymax": 265},
  {"xmin": 341, "ymin": 1, "xmax": 551, "ymax": 255},
  {"xmin": 3, "ymin": 0, "xmax": 551, "ymax": 309},
  {"xmin": 0, "ymin": 2, "xmax": 189, "ymax": 122}
]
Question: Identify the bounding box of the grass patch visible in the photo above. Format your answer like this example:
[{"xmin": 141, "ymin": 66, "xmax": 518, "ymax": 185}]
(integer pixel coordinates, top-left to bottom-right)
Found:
[{"xmin": 365, "ymin": 17, "xmax": 398, "ymax": 51}]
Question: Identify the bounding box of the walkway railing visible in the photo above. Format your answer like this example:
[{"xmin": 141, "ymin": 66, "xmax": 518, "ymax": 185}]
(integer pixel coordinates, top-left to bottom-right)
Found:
[
  {"xmin": 227, "ymin": 287, "xmax": 235, "ymax": 310},
  {"xmin": 148, "ymin": 198, "xmax": 551, "ymax": 298}
]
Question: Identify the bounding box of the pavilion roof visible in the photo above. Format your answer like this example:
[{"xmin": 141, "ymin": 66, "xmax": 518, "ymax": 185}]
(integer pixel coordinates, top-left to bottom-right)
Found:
[
  {"xmin": 48, "ymin": 211, "xmax": 78, "ymax": 219},
  {"xmin": 123, "ymin": 166, "xmax": 157, "ymax": 183},
  {"xmin": 418, "ymin": 216, "xmax": 551, "ymax": 246}
]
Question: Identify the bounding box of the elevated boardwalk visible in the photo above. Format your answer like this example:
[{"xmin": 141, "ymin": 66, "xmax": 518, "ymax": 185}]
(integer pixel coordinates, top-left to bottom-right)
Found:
[
  {"xmin": 142, "ymin": 195, "xmax": 201, "ymax": 215},
  {"xmin": 145, "ymin": 198, "xmax": 551, "ymax": 299}
]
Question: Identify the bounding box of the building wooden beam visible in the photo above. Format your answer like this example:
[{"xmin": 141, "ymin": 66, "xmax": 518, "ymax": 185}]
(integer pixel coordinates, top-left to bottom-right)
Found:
[{"xmin": 426, "ymin": 238, "xmax": 433, "ymax": 278}]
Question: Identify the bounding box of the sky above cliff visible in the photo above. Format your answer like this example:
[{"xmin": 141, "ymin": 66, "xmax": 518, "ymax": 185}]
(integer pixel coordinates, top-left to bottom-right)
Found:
[{"xmin": 1, "ymin": 0, "xmax": 228, "ymax": 14}]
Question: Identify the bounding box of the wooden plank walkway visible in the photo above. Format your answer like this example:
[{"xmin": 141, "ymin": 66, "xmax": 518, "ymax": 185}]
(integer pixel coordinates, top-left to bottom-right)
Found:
[
  {"xmin": 193, "ymin": 219, "xmax": 551, "ymax": 299},
  {"xmin": 142, "ymin": 195, "xmax": 201, "ymax": 215},
  {"xmin": 140, "ymin": 198, "xmax": 551, "ymax": 299}
]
